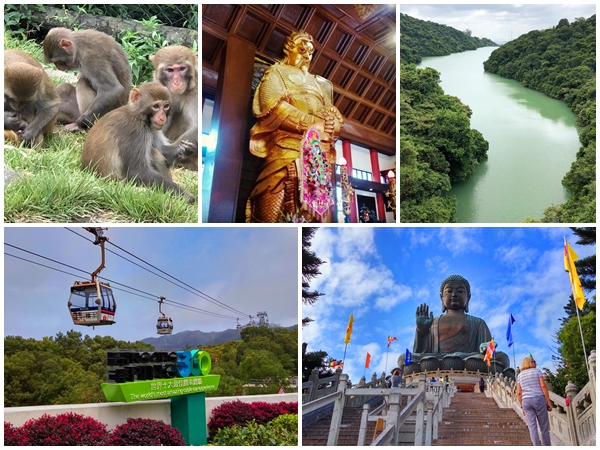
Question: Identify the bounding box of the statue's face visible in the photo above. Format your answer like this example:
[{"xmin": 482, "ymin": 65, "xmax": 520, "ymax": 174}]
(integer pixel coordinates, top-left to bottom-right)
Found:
[
  {"xmin": 288, "ymin": 38, "xmax": 314, "ymax": 69},
  {"xmin": 440, "ymin": 282, "xmax": 470, "ymax": 312}
]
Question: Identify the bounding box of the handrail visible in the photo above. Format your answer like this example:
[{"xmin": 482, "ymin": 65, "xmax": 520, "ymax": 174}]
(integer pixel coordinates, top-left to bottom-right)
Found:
[{"xmin": 302, "ymin": 391, "xmax": 341, "ymax": 415}]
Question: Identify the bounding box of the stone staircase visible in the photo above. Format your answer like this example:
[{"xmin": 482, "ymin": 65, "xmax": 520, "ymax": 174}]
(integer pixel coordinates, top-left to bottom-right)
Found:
[
  {"xmin": 432, "ymin": 392, "xmax": 532, "ymax": 446},
  {"xmin": 303, "ymin": 398, "xmax": 388, "ymax": 446}
]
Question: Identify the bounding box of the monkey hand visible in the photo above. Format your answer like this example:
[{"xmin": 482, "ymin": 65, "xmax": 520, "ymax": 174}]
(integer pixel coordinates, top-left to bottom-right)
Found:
[
  {"xmin": 177, "ymin": 140, "xmax": 196, "ymax": 158},
  {"xmin": 20, "ymin": 128, "xmax": 38, "ymax": 148},
  {"xmin": 4, "ymin": 111, "xmax": 27, "ymax": 131},
  {"xmin": 75, "ymin": 114, "xmax": 95, "ymax": 131},
  {"xmin": 65, "ymin": 122, "xmax": 84, "ymax": 133}
]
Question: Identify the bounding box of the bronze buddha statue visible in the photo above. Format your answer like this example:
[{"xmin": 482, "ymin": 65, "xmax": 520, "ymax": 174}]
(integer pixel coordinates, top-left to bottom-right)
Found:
[{"xmin": 400, "ymin": 275, "xmax": 512, "ymax": 377}]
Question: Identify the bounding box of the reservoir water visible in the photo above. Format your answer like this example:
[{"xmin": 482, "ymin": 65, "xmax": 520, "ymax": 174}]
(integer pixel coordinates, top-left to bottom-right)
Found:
[{"xmin": 417, "ymin": 47, "xmax": 581, "ymax": 223}]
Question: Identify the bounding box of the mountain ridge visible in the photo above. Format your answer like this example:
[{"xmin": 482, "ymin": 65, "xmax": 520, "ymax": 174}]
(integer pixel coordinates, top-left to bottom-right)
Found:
[{"xmin": 141, "ymin": 324, "xmax": 297, "ymax": 350}]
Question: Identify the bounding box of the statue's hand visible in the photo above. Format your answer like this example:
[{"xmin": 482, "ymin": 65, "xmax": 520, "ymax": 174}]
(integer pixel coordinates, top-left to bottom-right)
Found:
[{"xmin": 416, "ymin": 303, "xmax": 434, "ymax": 336}]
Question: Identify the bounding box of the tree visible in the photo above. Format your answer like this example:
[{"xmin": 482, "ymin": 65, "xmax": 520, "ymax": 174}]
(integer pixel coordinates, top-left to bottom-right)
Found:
[
  {"xmin": 302, "ymin": 227, "xmax": 325, "ymax": 326},
  {"xmin": 547, "ymin": 228, "xmax": 596, "ymax": 393},
  {"xmin": 464, "ymin": 28, "xmax": 472, "ymax": 37},
  {"xmin": 302, "ymin": 350, "xmax": 333, "ymax": 382}
]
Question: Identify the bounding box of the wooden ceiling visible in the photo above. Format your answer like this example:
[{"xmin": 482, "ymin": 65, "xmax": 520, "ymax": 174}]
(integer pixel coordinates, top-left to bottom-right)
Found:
[{"xmin": 202, "ymin": 4, "xmax": 397, "ymax": 155}]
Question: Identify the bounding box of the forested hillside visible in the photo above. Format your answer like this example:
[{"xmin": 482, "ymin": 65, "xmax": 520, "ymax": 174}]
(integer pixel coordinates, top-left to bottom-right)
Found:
[
  {"xmin": 484, "ymin": 15, "xmax": 596, "ymax": 222},
  {"xmin": 4, "ymin": 327, "xmax": 297, "ymax": 406},
  {"xmin": 400, "ymin": 64, "xmax": 488, "ymax": 222},
  {"xmin": 400, "ymin": 13, "xmax": 497, "ymax": 64}
]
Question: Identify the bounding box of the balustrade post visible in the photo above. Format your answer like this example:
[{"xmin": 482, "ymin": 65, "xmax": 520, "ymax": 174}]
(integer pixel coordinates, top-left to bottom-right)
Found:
[
  {"xmin": 327, "ymin": 373, "xmax": 348, "ymax": 446},
  {"xmin": 309, "ymin": 368, "xmax": 320, "ymax": 401},
  {"xmin": 587, "ymin": 350, "xmax": 596, "ymax": 401},
  {"xmin": 357, "ymin": 403, "xmax": 370, "ymax": 446},
  {"xmin": 388, "ymin": 391, "xmax": 402, "ymax": 445},
  {"xmin": 565, "ymin": 380, "xmax": 580, "ymax": 446},
  {"xmin": 433, "ymin": 387, "xmax": 441, "ymax": 439},
  {"xmin": 414, "ymin": 373, "xmax": 427, "ymax": 446}
]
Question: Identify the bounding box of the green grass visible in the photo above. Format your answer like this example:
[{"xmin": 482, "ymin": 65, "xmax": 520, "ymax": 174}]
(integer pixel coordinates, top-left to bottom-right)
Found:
[{"xmin": 4, "ymin": 33, "xmax": 198, "ymax": 223}]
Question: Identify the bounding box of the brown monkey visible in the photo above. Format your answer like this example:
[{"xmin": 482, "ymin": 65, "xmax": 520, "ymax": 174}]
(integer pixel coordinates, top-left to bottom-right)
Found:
[
  {"xmin": 82, "ymin": 82, "xmax": 195, "ymax": 203},
  {"xmin": 54, "ymin": 83, "xmax": 80, "ymax": 124},
  {"xmin": 43, "ymin": 27, "xmax": 132, "ymax": 132},
  {"xmin": 150, "ymin": 46, "xmax": 198, "ymax": 170},
  {"xmin": 4, "ymin": 49, "xmax": 60, "ymax": 147}
]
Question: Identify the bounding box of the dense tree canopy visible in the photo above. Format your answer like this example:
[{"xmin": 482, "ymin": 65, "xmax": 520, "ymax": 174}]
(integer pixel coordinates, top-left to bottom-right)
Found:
[
  {"xmin": 5, "ymin": 326, "xmax": 298, "ymax": 406},
  {"xmin": 302, "ymin": 227, "xmax": 324, "ymax": 326},
  {"xmin": 400, "ymin": 63, "xmax": 488, "ymax": 222},
  {"xmin": 484, "ymin": 15, "xmax": 596, "ymax": 222},
  {"xmin": 4, "ymin": 331, "xmax": 152, "ymax": 407},
  {"xmin": 400, "ymin": 13, "xmax": 497, "ymax": 64}
]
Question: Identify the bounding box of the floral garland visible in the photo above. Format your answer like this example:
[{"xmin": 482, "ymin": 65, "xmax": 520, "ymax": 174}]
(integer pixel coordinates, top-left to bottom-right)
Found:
[{"xmin": 300, "ymin": 128, "xmax": 333, "ymax": 220}]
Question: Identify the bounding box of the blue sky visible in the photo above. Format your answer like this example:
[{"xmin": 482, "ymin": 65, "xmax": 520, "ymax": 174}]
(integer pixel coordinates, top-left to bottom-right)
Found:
[
  {"xmin": 302, "ymin": 227, "xmax": 595, "ymax": 384},
  {"xmin": 4, "ymin": 227, "xmax": 298, "ymax": 342},
  {"xmin": 400, "ymin": 4, "xmax": 596, "ymax": 44}
]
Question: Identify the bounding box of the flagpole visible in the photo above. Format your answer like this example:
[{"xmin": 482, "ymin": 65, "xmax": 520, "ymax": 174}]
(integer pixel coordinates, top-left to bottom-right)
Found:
[
  {"xmin": 342, "ymin": 343, "xmax": 348, "ymax": 374},
  {"xmin": 385, "ymin": 347, "xmax": 389, "ymax": 375},
  {"xmin": 565, "ymin": 237, "xmax": 590, "ymax": 374},
  {"xmin": 574, "ymin": 299, "xmax": 590, "ymax": 374}
]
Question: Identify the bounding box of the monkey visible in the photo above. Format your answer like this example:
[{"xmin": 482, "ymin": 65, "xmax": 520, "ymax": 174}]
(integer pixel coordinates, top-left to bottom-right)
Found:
[
  {"xmin": 43, "ymin": 27, "xmax": 132, "ymax": 132},
  {"xmin": 54, "ymin": 83, "xmax": 80, "ymax": 124},
  {"xmin": 4, "ymin": 49, "xmax": 60, "ymax": 147},
  {"xmin": 150, "ymin": 46, "xmax": 198, "ymax": 170},
  {"xmin": 81, "ymin": 82, "xmax": 195, "ymax": 203}
]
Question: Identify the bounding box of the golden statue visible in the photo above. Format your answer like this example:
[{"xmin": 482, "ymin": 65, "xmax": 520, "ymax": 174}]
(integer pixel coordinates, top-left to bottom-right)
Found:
[{"xmin": 247, "ymin": 30, "xmax": 344, "ymax": 223}]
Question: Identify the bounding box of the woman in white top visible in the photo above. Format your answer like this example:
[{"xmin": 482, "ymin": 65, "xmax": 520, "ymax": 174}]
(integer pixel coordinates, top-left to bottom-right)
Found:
[{"xmin": 517, "ymin": 356, "xmax": 553, "ymax": 445}]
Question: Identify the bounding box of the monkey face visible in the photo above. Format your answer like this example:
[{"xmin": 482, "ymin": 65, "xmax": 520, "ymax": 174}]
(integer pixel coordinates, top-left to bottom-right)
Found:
[
  {"xmin": 161, "ymin": 64, "xmax": 190, "ymax": 95},
  {"xmin": 150, "ymin": 101, "xmax": 170, "ymax": 130}
]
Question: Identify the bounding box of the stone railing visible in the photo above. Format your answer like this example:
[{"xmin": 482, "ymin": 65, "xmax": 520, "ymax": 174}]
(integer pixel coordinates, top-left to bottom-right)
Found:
[
  {"xmin": 488, "ymin": 350, "xmax": 596, "ymax": 446},
  {"xmin": 302, "ymin": 372, "xmax": 454, "ymax": 446},
  {"xmin": 302, "ymin": 368, "xmax": 344, "ymax": 404}
]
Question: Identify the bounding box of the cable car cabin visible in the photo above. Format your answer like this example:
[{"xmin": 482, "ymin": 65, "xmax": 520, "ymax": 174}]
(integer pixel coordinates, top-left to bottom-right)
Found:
[
  {"xmin": 68, "ymin": 280, "xmax": 116, "ymax": 326},
  {"xmin": 156, "ymin": 317, "xmax": 173, "ymax": 334}
]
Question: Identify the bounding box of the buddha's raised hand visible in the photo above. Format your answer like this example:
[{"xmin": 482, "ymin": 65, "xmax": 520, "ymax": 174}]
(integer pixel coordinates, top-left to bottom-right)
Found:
[{"xmin": 416, "ymin": 303, "xmax": 434, "ymax": 336}]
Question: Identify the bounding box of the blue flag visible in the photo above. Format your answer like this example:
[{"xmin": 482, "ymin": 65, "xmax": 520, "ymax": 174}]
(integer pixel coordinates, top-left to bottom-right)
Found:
[
  {"xmin": 506, "ymin": 313, "xmax": 515, "ymax": 347},
  {"xmin": 405, "ymin": 348, "xmax": 412, "ymax": 365}
]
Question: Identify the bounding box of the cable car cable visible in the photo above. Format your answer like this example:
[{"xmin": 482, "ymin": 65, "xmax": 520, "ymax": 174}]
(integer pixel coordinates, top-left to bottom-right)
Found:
[
  {"xmin": 5, "ymin": 247, "xmax": 237, "ymax": 320},
  {"xmin": 65, "ymin": 228, "xmax": 250, "ymax": 317}
]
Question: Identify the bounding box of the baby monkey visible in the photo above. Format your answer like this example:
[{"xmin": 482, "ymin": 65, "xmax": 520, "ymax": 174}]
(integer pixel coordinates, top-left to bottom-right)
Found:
[{"xmin": 82, "ymin": 82, "xmax": 195, "ymax": 203}]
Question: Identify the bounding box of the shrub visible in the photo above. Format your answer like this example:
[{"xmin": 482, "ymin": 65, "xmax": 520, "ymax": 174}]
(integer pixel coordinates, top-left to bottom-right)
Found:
[
  {"xmin": 270, "ymin": 414, "xmax": 298, "ymax": 434},
  {"xmin": 19, "ymin": 412, "xmax": 109, "ymax": 445},
  {"xmin": 207, "ymin": 400, "xmax": 298, "ymax": 437},
  {"xmin": 4, "ymin": 422, "xmax": 27, "ymax": 446},
  {"xmin": 211, "ymin": 419, "xmax": 298, "ymax": 446},
  {"xmin": 107, "ymin": 417, "xmax": 185, "ymax": 446}
]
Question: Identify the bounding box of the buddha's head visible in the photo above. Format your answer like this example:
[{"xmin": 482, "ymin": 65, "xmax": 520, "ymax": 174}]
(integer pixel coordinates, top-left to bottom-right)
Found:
[
  {"xmin": 282, "ymin": 30, "xmax": 314, "ymax": 71},
  {"xmin": 439, "ymin": 275, "xmax": 471, "ymax": 313}
]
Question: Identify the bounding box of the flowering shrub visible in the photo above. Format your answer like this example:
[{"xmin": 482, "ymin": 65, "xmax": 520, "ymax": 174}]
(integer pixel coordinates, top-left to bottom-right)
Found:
[
  {"xmin": 5, "ymin": 422, "xmax": 27, "ymax": 446},
  {"xmin": 211, "ymin": 418, "xmax": 298, "ymax": 446},
  {"xmin": 207, "ymin": 400, "xmax": 298, "ymax": 436},
  {"xmin": 18, "ymin": 413, "xmax": 109, "ymax": 445},
  {"xmin": 107, "ymin": 417, "xmax": 185, "ymax": 446}
]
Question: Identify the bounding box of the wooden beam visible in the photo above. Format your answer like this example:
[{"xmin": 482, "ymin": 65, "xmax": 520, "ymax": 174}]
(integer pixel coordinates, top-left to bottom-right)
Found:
[{"xmin": 206, "ymin": 36, "xmax": 255, "ymax": 222}]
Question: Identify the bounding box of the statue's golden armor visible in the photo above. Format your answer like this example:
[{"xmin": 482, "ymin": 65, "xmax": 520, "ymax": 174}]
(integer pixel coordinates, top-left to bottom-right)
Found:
[{"xmin": 247, "ymin": 31, "xmax": 343, "ymax": 223}]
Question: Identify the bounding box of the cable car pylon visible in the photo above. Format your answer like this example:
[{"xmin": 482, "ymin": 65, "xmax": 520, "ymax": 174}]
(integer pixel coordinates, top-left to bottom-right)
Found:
[{"xmin": 68, "ymin": 228, "xmax": 116, "ymax": 328}]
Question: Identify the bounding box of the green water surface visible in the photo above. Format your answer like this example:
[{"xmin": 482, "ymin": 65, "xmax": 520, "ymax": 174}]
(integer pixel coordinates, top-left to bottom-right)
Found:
[{"xmin": 417, "ymin": 47, "xmax": 580, "ymax": 223}]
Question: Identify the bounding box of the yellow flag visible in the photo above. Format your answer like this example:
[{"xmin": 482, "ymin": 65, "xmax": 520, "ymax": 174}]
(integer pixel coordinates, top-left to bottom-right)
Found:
[
  {"xmin": 564, "ymin": 237, "xmax": 586, "ymax": 310},
  {"xmin": 344, "ymin": 313, "xmax": 354, "ymax": 344}
]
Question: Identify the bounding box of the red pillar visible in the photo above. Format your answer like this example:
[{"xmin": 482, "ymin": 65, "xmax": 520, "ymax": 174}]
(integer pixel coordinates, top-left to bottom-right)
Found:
[
  {"xmin": 370, "ymin": 149, "xmax": 386, "ymax": 222},
  {"xmin": 369, "ymin": 149, "xmax": 382, "ymax": 183},
  {"xmin": 342, "ymin": 140, "xmax": 357, "ymax": 223}
]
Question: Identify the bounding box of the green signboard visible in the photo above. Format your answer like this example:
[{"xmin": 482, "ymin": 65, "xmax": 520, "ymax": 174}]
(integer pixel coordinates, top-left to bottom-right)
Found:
[{"xmin": 101, "ymin": 374, "xmax": 221, "ymax": 402}]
